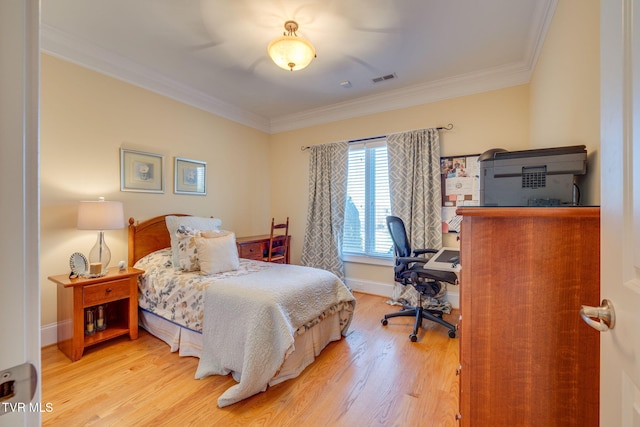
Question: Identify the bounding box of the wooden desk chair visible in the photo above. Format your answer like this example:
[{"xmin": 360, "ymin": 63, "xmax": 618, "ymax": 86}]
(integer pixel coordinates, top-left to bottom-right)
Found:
[{"xmin": 263, "ymin": 217, "xmax": 289, "ymax": 263}]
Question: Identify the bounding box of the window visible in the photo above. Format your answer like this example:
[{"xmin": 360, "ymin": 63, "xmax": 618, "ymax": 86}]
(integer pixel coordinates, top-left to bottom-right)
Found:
[{"xmin": 343, "ymin": 139, "xmax": 393, "ymax": 258}]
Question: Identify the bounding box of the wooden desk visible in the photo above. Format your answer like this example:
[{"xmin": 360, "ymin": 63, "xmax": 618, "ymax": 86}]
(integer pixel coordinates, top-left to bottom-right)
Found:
[{"xmin": 236, "ymin": 234, "xmax": 290, "ymax": 264}]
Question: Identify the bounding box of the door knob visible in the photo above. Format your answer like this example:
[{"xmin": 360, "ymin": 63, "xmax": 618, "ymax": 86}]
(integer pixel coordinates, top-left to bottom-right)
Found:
[{"xmin": 580, "ymin": 299, "xmax": 615, "ymax": 331}]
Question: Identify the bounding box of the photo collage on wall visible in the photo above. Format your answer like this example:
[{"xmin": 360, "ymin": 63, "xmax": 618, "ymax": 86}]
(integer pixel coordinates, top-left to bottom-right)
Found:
[{"xmin": 440, "ymin": 154, "xmax": 480, "ymax": 232}]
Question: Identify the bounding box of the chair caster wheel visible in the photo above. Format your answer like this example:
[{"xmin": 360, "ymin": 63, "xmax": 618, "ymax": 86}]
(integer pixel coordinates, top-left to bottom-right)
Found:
[
  {"xmin": 448, "ymin": 330, "xmax": 456, "ymax": 338},
  {"xmin": 410, "ymin": 334, "xmax": 417, "ymax": 342},
  {"xmin": 381, "ymin": 318, "xmax": 388, "ymax": 326}
]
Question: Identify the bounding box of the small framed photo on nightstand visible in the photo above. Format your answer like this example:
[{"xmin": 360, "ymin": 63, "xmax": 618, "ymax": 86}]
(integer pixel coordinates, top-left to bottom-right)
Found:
[{"xmin": 174, "ymin": 157, "xmax": 206, "ymax": 195}]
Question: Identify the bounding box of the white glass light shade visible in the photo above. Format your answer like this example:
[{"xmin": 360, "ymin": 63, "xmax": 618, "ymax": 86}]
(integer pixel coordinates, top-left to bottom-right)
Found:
[
  {"xmin": 268, "ymin": 35, "xmax": 316, "ymax": 71},
  {"xmin": 77, "ymin": 198, "xmax": 124, "ymax": 275}
]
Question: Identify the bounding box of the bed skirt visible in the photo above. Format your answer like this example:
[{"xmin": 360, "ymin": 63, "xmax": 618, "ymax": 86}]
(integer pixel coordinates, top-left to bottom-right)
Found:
[{"xmin": 139, "ymin": 308, "xmax": 344, "ymax": 386}]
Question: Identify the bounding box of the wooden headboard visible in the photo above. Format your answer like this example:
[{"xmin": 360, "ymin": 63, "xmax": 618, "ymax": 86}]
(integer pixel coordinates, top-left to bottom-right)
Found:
[{"xmin": 127, "ymin": 214, "xmax": 190, "ymax": 266}]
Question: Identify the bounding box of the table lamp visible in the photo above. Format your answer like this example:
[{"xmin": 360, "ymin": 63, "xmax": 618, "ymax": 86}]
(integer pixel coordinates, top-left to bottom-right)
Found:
[{"xmin": 77, "ymin": 197, "xmax": 124, "ymax": 276}]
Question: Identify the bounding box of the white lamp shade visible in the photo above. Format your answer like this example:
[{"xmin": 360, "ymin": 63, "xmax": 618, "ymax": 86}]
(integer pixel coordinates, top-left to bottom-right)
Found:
[
  {"xmin": 268, "ymin": 35, "xmax": 316, "ymax": 71},
  {"xmin": 77, "ymin": 200, "xmax": 124, "ymax": 230}
]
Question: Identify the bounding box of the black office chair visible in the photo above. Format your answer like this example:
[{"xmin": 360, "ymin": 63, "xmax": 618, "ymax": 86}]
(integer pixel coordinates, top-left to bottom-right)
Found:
[{"xmin": 381, "ymin": 215, "xmax": 457, "ymax": 341}]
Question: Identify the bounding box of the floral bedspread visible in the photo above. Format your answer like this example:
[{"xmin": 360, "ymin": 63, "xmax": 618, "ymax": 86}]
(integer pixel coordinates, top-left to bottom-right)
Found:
[
  {"xmin": 134, "ymin": 249, "xmax": 354, "ymax": 336},
  {"xmin": 134, "ymin": 248, "xmax": 271, "ymax": 332}
]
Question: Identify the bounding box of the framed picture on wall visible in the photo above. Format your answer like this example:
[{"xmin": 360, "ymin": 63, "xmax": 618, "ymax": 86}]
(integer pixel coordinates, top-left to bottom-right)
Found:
[
  {"xmin": 120, "ymin": 148, "xmax": 164, "ymax": 193},
  {"xmin": 174, "ymin": 157, "xmax": 206, "ymax": 195}
]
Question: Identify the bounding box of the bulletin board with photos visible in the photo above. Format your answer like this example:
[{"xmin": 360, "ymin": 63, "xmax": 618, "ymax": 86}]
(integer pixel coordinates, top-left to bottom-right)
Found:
[{"xmin": 440, "ymin": 154, "xmax": 480, "ymax": 232}]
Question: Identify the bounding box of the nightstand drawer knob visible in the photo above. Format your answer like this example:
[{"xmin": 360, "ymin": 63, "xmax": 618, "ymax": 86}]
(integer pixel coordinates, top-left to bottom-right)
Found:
[{"xmin": 105, "ymin": 288, "xmax": 112, "ymax": 293}]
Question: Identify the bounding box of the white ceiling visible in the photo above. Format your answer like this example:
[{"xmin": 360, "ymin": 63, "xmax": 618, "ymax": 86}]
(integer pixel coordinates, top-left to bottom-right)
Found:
[{"xmin": 40, "ymin": 0, "xmax": 557, "ymax": 133}]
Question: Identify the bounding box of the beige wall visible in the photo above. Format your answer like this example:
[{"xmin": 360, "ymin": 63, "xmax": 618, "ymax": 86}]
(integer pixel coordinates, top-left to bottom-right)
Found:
[
  {"xmin": 40, "ymin": 0, "xmax": 601, "ymax": 328},
  {"xmin": 270, "ymin": 0, "xmax": 601, "ymax": 289},
  {"xmin": 529, "ymin": 0, "xmax": 600, "ymax": 205},
  {"xmin": 270, "ymin": 85, "xmax": 531, "ymax": 283},
  {"xmin": 40, "ymin": 54, "xmax": 271, "ymax": 326}
]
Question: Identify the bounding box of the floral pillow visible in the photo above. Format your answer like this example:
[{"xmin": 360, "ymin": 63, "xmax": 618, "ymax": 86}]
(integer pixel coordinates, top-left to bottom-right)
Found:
[
  {"xmin": 175, "ymin": 225, "xmax": 201, "ymax": 271},
  {"xmin": 166, "ymin": 215, "xmax": 222, "ymax": 267}
]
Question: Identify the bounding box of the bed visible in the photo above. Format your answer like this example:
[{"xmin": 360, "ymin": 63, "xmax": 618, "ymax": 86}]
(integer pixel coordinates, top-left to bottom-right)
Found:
[{"xmin": 128, "ymin": 214, "xmax": 356, "ymax": 407}]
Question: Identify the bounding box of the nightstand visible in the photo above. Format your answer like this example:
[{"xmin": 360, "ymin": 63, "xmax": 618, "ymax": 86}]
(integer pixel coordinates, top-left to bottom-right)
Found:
[{"xmin": 48, "ymin": 266, "xmax": 144, "ymax": 361}]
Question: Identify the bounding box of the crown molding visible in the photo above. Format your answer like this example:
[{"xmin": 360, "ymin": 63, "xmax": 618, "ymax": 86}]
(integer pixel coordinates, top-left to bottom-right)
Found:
[
  {"xmin": 524, "ymin": 0, "xmax": 558, "ymax": 71},
  {"xmin": 40, "ymin": 24, "xmax": 272, "ymax": 133},
  {"xmin": 270, "ymin": 0, "xmax": 557, "ymax": 133},
  {"xmin": 40, "ymin": 0, "xmax": 555, "ymax": 135},
  {"xmin": 269, "ymin": 61, "xmax": 532, "ymax": 133}
]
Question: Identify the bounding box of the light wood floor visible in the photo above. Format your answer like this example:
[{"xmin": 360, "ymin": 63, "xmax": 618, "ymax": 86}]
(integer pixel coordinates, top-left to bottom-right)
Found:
[{"xmin": 42, "ymin": 292, "xmax": 459, "ymax": 427}]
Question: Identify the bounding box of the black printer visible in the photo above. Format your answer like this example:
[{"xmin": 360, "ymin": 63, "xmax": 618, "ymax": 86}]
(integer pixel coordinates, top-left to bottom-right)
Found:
[{"xmin": 478, "ymin": 145, "xmax": 587, "ymax": 206}]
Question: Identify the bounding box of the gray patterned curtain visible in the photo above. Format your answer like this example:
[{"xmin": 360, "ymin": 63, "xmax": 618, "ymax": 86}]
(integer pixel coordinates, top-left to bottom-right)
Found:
[
  {"xmin": 387, "ymin": 128, "xmax": 447, "ymax": 308},
  {"xmin": 301, "ymin": 141, "xmax": 349, "ymax": 280}
]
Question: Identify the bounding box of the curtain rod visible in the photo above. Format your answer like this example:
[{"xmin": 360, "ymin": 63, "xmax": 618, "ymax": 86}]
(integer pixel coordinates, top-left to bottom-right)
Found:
[{"xmin": 300, "ymin": 123, "xmax": 453, "ymax": 151}]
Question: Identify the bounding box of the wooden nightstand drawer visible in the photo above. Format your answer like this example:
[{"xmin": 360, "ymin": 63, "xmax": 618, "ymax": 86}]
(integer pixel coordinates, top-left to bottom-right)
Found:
[
  {"xmin": 83, "ymin": 278, "xmax": 130, "ymax": 306},
  {"xmin": 238, "ymin": 242, "xmax": 263, "ymax": 260}
]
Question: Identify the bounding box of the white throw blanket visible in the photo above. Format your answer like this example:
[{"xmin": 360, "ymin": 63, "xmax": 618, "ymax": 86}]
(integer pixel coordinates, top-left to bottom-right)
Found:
[{"xmin": 194, "ymin": 263, "xmax": 355, "ymax": 407}]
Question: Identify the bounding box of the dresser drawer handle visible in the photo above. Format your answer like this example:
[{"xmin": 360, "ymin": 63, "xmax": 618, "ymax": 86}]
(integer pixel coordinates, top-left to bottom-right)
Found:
[{"xmin": 105, "ymin": 288, "xmax": 112, "ymax": 293}]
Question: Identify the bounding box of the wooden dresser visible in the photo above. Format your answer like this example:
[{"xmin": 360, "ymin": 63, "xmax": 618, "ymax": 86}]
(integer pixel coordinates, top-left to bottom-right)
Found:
[
  {"xmin": 455, "ymin": 207, "xmax": 600, "ymax": 426},
  {"xmin": 236, "ymin": 234, "xmax": 290, "ymax": 264}
]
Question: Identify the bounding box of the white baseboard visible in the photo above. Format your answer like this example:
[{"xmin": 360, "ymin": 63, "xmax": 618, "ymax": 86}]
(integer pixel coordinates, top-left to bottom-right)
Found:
[
  {"xmin": 345, "ymin": 277, "xmax": 459, "ymax": 309},
  {"xmin": 346, "ymin": 278, "xmax": 394, "ymax": 298},
  {"xmin": 445, "ymin": 286, "xmax": 460, "ymax": 309},
  {"xmin": 40, "ymin": 280, "xmax": 460, "ymax": 347},
  {"xmin": 41, "ymin": 322, "xmax": 58, "ymax": 347}
]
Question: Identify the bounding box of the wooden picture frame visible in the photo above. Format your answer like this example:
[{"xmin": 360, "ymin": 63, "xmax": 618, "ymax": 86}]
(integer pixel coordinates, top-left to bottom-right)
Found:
[
  {"xmin": 174, "ymin": 157, "xmax": 206, "ymax": 195},
  {"xmin": 120, "ymin": 148, "xmax": 164, "ymax": 193}
]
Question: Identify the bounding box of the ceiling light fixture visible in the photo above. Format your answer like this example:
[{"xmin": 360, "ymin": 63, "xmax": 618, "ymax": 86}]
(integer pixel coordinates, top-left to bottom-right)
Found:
[{"xmin": 268, "ymin": 20, "xmax": 316, "ymax": 71}]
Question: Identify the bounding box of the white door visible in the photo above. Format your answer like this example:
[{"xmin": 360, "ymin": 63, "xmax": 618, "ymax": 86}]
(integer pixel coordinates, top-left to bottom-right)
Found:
[
  {"xmin": 600, "ymin": 0, "xmax": 640, "ymax": 425},
  {"xmin": 0, "ymin": 0, "xmax": 41, "ymax": 426}
]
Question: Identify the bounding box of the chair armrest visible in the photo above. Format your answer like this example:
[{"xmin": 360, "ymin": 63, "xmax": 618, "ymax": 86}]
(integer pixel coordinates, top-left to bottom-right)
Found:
[
  {"xmin": 394, "ymin": 257, "xmax": 428, "ymax": 275},
  {"xmin": 396, "ymin": 256, "xmax": 428, "ymax": 265},
  {"xmin": 413, "ymin": 248, "xmax": 438, "ymax": 256}
]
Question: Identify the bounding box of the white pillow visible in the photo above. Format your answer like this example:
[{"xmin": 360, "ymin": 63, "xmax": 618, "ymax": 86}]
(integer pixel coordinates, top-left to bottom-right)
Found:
[
  {"xmin": 196, "ymin": 233, "xmax": 240, "ymax": 275},
  {"xmin": 176, "ymin": 228, "xmax": 233, "ymax": 272},
  {"xmin": 166, "ymin": 215, "xmax": 222, "ymax": 267}
]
